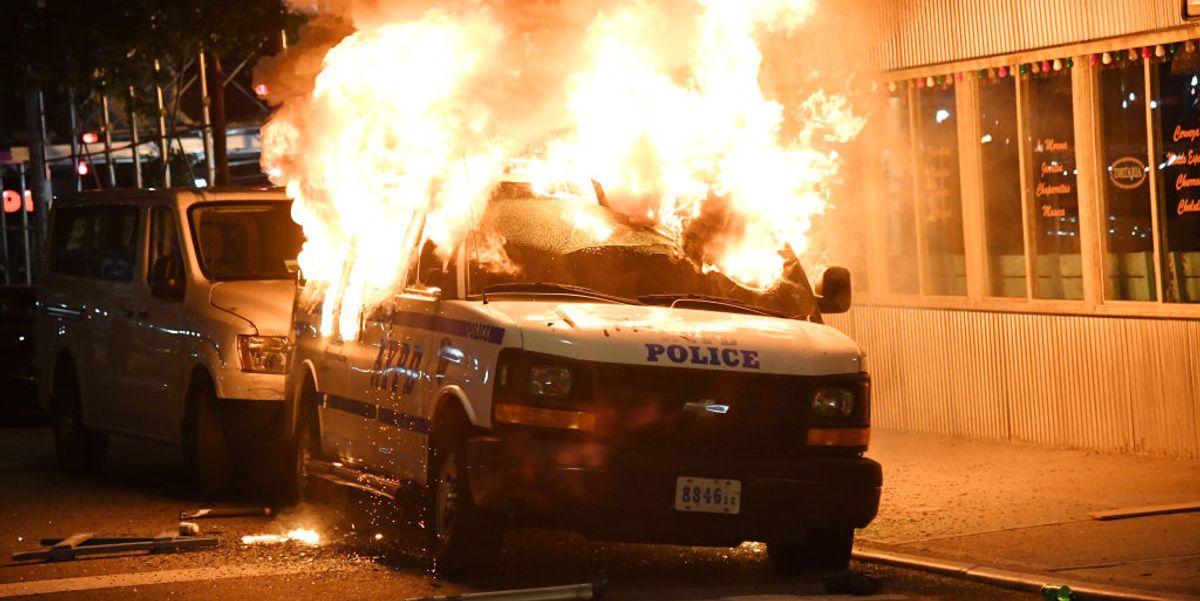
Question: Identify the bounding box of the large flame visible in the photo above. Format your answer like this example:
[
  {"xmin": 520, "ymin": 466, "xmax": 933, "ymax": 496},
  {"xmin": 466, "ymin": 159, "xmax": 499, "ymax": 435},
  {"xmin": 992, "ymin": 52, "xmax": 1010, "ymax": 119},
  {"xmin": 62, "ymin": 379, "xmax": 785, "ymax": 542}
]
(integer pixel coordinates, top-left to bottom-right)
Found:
[{"xmin": 260, "ymin": 0, "xmax": 864, "ymax": 337}]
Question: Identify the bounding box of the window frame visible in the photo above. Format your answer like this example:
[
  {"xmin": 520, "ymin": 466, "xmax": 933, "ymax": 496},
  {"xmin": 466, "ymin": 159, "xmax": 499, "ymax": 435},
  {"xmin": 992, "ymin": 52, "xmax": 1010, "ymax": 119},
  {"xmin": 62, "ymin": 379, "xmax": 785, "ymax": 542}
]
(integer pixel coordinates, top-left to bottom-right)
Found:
[{"xmin": 855, "ymin": 29, "xmax": 1200, "ymax": 319}]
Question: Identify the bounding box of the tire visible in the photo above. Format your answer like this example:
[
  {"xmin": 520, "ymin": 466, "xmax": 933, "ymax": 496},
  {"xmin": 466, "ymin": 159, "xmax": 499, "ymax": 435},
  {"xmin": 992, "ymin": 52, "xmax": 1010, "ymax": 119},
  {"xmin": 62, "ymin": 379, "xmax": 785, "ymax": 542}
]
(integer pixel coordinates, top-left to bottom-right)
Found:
[
  {"xmin": 767, "ymin": 526, "xmax": 856, "ymax": 573},
  {"xmin": 182, "ymin": 376, "xmax": 233, "ymax": 499},
  {"xmin": 51, "ymin": 363, "xmax": 108, "ymax": 474},
  {"xmin": 427, "ymin": 416, "xmax": 503, "ymax": 577},
  {"xmin": 277, "ymin": 388, "xmax": 320, "ymax": 506}
]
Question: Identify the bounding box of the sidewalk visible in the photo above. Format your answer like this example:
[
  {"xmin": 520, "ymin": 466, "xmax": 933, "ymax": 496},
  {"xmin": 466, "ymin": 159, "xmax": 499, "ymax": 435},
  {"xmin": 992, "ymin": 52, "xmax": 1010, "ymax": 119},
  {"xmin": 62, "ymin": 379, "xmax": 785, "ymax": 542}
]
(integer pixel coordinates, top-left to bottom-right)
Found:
[{"xmin": 857, "ymin": 430, "xmax": 1200, "ymax": 600}]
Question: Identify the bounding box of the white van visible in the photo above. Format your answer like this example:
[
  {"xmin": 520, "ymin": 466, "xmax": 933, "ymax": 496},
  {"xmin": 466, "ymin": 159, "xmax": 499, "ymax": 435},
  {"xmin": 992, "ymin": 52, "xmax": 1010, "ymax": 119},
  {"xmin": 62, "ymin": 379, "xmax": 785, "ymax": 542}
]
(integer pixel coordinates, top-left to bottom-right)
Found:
[
  {"xmin": 37, "ymin": 188, "xmax": 302, "ymax": 496},
  {"xmin": 284, "ymin": 182, "xmax": 881, "ymax": 574}
]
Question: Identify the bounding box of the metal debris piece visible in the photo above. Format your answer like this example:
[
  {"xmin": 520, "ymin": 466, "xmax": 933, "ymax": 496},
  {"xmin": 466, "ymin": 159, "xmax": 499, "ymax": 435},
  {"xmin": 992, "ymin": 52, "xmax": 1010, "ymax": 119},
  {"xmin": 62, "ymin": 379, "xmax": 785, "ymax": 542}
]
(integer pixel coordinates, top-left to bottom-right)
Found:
[
  {"xmin": 180, "ymin": 506, "xmax": 274, "ymax": 520},
  {"xmin": 405, "ymin": 580, "xmax": 603, "ymax": 601},
  {"xmin": 1088, "ymin": 500, "xmax": 1200, "ymax": 521},
  {"xmin": 12, "ymin": 528, "xmax": 219, "ymax": 562}
]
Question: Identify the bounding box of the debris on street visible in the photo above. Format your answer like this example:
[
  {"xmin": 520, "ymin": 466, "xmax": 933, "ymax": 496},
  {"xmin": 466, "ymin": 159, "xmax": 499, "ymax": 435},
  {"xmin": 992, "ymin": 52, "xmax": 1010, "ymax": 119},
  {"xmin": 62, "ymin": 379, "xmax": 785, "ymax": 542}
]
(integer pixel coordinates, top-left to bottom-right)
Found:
[
  {"xmin": 12, "ymin": 524, "xmax": 219, "ymax": 562},
  {"xmin": 180, "ymin": 506, "xmax": 274, "ymax": 520},
  {"xmin": 1087, "ymin": 500, "xmax": 1200, "ymax": 521},
  {"xmin": 405, "ymin": 580, "xmax": 603, "ymax": 601}
]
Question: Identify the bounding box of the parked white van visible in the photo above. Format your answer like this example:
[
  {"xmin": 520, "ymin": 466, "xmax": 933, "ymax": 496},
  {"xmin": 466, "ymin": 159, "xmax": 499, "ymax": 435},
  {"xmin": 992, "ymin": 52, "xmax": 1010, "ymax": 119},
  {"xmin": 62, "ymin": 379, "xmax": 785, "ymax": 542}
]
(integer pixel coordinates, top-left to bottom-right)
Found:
[
  {"xmin": 37, "ymin": 188, "xmax": 302, "ymax": 496},
  {"xmin": 283, "ymin": 182, "xmax": 881, "ymax": 575}
]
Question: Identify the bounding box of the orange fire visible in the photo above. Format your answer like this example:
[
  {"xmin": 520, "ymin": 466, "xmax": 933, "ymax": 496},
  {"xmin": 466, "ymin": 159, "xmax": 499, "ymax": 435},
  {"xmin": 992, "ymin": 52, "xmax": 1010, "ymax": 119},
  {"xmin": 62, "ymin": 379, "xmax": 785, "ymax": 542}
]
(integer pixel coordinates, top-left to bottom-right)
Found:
[{"xmin": 259, "ymin": 0, "xmax": 864, "ymax": 337}]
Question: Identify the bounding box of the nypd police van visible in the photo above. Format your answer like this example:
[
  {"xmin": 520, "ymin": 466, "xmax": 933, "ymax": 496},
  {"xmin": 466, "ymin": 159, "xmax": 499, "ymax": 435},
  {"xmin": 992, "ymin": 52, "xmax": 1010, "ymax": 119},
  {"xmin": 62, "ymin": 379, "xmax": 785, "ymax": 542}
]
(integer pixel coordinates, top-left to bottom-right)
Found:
[{"xmin": 283, "ymin": 183, "xmax": 881, "ymax": 575}]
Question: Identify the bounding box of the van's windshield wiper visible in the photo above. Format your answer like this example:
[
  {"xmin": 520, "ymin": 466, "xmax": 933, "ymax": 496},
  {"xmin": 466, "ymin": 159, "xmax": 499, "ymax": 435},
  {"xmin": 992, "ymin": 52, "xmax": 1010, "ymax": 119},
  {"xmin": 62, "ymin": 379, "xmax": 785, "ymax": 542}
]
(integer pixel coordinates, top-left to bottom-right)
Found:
[
  {"xmin": 638, "ymin": 293, "xmax": 783, "ymax": 318},
  {"xmin": 482, "ymin": 282, "xmax": 639, "ymax": 305}
]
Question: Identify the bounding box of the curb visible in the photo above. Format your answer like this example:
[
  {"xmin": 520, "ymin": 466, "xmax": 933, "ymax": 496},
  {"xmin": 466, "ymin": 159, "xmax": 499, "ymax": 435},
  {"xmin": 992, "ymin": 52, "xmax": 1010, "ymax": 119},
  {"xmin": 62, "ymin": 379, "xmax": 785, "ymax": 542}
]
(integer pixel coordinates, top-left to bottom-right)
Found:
[{"xmin": 852, "ymin": 545, "xmax": 1192, "ymax": 601}]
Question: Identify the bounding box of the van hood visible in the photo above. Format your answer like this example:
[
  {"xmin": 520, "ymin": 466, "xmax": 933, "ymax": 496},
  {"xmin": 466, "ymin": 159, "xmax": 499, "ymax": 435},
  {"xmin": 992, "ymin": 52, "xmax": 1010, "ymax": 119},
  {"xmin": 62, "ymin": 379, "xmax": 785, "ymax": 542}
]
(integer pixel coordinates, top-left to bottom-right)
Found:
[
  {"xmin": 480, "ymin": 300, "xmax": 863, "ymax": 376},
  {"xmin": 209, "ymin": 280, "xmax": 295, "ymax": 335}
]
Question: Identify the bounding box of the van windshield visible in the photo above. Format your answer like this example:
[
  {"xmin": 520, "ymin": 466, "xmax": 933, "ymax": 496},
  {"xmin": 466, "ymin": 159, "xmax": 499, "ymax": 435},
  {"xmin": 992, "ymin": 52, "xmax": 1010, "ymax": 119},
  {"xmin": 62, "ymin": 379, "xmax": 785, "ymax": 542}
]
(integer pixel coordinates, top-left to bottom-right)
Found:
[
  {"xmin": 466, "ymin": 187, "xmax": 820, "ymax": 319},
  {"xmin": 189, "ymin": 202, "xmax": 304, "ymax": 281}
]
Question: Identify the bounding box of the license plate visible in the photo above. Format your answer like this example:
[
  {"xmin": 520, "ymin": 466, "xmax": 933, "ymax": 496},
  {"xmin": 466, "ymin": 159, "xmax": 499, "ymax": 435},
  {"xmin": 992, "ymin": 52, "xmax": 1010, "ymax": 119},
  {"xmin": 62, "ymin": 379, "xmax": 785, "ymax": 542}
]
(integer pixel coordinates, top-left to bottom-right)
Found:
[{"xmin": 674, "ymin": 477, "xmax": 741, "ymax": 514}]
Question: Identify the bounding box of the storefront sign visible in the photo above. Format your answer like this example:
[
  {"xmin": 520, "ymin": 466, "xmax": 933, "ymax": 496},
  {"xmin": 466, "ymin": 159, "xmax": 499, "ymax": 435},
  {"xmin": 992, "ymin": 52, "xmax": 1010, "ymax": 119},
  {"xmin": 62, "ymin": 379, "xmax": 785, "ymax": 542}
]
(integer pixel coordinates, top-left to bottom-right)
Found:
[
  {"xmin": 2, "ymin": 190, "xmax": 34, "ymax": 213},
  {"xmin": 1108, "ymin": 156, "xmax": 1147, "ymax": 190},
  {"xmin": 1033, "ymin": 134, "xmax": 1076, "ymax": 223}
]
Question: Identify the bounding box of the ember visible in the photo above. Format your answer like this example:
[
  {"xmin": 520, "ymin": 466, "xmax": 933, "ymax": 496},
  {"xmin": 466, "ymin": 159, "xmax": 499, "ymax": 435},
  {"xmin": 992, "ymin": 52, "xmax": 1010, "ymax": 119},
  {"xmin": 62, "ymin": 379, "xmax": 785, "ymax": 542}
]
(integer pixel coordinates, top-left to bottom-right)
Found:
[
  {"xmin": 241, "ymin": 528, "xmax": 321, "ymax": 546},
  {"xmin": 257, "ymin": 0, "xmax": 863, "ymax": 337}
]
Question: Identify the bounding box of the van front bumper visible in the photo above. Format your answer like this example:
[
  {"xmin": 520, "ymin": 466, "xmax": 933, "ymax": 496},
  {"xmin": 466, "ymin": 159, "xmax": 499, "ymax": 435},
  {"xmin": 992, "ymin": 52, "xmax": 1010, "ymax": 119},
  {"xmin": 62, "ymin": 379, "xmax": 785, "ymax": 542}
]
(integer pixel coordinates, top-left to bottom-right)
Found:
[{"xmin": 466, "ymin": 433, "xmax": 882, "ymax": 546}]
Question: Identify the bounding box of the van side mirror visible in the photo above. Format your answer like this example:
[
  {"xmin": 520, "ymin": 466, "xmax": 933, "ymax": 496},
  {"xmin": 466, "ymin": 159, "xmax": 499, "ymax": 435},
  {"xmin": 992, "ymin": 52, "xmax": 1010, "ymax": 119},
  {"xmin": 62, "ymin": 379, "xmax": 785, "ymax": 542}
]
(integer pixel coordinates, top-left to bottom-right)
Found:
[
  {"xmin": 150, "ymin": 255, "xmax": 185, "ymax": 300},
  {"xmin": 815, "ymin": 266, "xmax": 852, "ymax": 314}
]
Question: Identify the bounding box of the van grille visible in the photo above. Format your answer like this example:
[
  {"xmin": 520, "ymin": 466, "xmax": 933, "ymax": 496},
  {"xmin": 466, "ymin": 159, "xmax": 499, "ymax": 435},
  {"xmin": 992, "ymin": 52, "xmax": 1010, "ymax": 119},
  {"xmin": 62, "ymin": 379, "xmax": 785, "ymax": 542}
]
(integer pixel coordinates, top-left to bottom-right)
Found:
[{"xmin": 590, "ymin": 364, "xmax": 864, "ymax": 457}]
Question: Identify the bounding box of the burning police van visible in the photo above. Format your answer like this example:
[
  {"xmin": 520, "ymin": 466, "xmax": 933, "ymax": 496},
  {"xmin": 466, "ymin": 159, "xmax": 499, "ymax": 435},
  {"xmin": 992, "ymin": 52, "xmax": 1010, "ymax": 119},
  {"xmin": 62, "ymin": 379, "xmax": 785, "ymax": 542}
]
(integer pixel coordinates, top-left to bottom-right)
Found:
[{"xmin": 283, "ymin": 183, "xmax": 881, "ymax": 575}]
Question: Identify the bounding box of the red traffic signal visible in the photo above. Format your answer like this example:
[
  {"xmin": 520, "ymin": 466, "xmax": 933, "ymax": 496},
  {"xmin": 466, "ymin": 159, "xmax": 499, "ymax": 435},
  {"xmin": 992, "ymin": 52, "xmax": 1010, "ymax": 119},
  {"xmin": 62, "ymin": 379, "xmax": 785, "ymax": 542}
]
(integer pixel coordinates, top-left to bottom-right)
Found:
[{"xmin": 81, "ymin": 132, "xmax": 99, "ymax": 144}]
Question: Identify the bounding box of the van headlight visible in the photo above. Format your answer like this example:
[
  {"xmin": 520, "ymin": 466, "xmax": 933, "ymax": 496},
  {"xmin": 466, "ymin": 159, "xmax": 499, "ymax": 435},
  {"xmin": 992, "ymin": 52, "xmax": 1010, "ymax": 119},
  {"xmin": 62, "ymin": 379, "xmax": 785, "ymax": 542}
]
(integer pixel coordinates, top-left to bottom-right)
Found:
[
  {"xmin": 528, "ymin": 365, "xmax": 573, "ymax": 399},
  {"xmin": 237, "ymin": 335, "xmax": 291, "ymax": 374},
  {"xmin": 812, "ymin": 387, "xmax": 855, "ymax": 418}
]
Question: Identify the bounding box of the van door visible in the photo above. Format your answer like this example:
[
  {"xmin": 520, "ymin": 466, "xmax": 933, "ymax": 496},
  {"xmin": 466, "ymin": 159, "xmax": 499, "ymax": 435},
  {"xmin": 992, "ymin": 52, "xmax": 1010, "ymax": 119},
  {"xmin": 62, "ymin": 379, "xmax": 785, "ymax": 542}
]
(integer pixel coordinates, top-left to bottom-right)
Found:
[
  {"xmin": 315, "ymin": 308, "xmax": 379, "ymax": 468},
  {"xmin": 121, "ymin": 204, "xmax": 189, "ymax": 441},
  {"xmin": 370, "ymin": 240, "xmax": 445, "ymax": 484},
  {"xmin": 82, "ymin": 204, "xmax": 144, "ymax": 431}
]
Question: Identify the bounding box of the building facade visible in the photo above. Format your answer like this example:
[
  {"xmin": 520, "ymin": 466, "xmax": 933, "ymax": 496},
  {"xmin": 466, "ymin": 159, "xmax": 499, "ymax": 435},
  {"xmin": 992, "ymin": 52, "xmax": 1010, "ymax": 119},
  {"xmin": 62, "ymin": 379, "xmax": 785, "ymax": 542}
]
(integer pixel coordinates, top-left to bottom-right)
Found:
[{"xmin": 827, "ymin": 0, "xmax": 1200, "ymax": 458}]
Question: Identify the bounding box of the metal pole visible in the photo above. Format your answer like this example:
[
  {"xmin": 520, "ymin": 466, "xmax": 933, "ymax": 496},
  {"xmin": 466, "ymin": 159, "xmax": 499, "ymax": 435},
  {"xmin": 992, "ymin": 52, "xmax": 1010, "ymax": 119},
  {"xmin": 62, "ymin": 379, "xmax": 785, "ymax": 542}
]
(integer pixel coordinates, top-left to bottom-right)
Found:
[
  {"xmin": 18, "ymin": 164, "xmax": 33, "ymax": 285},
  {"xmin": 24, "ymin": 90, "xmax": 52, "ymax": 278},
  {"xmin": 199, "ymin": 51, "xmax": 216, "ymax": 187},
  {"xmin": 154, "ymin": 59, "xmax": 171, "ymax": 188},
  {"xmin": 68, "ymin": 87, "xmax": 81, "ymax": 191},
  {"xmin": 101, "ymin": 95, "xmax": 116, "ymax": 187},
  {"xmin": 0, "ymin": 170, "xmax": 9, "ymax": 285},
  {"xmin": 129, "ymin": 87, "xmax": 143, "ymax": 189}
]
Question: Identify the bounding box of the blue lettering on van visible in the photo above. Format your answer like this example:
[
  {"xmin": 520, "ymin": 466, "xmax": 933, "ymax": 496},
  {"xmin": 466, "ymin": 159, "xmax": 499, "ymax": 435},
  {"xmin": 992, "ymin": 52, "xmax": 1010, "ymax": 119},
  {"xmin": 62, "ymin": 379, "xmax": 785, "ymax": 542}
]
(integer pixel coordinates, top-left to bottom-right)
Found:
[
  {"xmin": 387, "ymin": 311, "xmax": 505, "ymax": 345},
  {"xmin": 644, "ymin": 343, "xmax": 761, "ymax": 370}
]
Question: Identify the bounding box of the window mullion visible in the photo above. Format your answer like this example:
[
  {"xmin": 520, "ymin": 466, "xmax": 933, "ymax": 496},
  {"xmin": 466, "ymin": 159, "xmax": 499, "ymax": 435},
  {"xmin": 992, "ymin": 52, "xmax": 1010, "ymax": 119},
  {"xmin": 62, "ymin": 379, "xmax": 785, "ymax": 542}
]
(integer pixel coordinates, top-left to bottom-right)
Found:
[
  {"xmin": 956, "ymin": 75, "xmax": 989, "ymax": 301},
  {"xmin": 908, "ymin": 84, "xmax": 930, "ymax": 296},
  {"xmin": 1072, "ymin": 61, "xmax": 1105, "ymax": 307},
  {"xmin": 1014, "ymin": 74, "xmax": 1037, "ymax": 300},
  {"xmin": 1143, "ymin": 56, "xmax": 1167, "ymax": 304}
]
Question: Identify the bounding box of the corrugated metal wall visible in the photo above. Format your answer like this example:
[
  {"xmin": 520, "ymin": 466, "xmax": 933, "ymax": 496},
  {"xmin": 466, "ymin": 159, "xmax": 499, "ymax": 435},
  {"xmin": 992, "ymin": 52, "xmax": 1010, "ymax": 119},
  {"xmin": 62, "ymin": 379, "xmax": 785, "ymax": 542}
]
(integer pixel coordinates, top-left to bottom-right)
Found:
[
  {"xmin": 826, "ymin": 307, "xmax": 1200, "ymax": 459},
  {"xmin": 867, "ymin": 0, "xmax": 1188, "ymax": 70}
]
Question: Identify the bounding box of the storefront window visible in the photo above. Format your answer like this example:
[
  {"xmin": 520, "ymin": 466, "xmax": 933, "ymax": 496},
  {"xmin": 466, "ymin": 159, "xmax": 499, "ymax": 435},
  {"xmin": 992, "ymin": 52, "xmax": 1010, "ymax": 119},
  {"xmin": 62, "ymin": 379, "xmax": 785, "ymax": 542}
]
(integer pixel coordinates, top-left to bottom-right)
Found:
[
  {"xmin": 914, "ymin": 84, "xmax": 966, "ymax": 296},
  {"xmin": 1025, "ymin": 68, "xmax": 1083, "ymax": 300},
  {"xmin": 881, "ymin": 88, "xmax": 919, "ymax": 295},
  {"xmin": 1154, "ymin": 54, "xmax": 1200, "ymax": 303},
  {"xmin": 979, "ymin": 77, "xmax": 1026, "ymax": 297},
  {"xmin": 1099, "ymin": 62, "xmax": 1156, "ymax": 301}
]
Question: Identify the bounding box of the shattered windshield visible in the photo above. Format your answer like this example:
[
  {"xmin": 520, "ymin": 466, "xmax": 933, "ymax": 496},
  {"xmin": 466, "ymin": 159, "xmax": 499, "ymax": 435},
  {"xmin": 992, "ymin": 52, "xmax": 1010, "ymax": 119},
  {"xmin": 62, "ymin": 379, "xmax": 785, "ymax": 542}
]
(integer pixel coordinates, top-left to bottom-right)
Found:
[{"xmin": 466, "ymin": 186, "xmax": 820, "ymax": 319}]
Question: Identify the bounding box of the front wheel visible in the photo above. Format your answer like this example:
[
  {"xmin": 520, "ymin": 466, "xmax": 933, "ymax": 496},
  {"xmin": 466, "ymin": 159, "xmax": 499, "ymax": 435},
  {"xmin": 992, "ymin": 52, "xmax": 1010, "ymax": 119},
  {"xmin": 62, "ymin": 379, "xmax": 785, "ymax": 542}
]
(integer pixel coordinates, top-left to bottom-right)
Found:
[
  {"xmin": 428, "ymin": 423, "xmax": 502, "ymax": 577},
  {"xmin": 182, "ymin": 377, "xmax": 233, "ymax": 499},
  {"xmin": 767, "ymin": 526, "xmax": 856, "ymax": 573},
  {"xmin": 276, "ymin": 406, "xmax": 317, "ymax": 506},
  {"xmin": 51, "ymin": 366, "xmax": 107, "ymax": 474}
]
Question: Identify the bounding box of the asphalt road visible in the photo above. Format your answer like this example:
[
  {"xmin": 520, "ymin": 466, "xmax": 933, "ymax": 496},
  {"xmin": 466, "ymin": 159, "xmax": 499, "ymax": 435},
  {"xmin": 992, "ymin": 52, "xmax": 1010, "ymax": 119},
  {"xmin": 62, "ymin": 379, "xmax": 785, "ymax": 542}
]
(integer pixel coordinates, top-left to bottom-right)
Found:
[{"xmin": 0, "ymin": 424, "xmax": 1032, "ymax": 600}]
